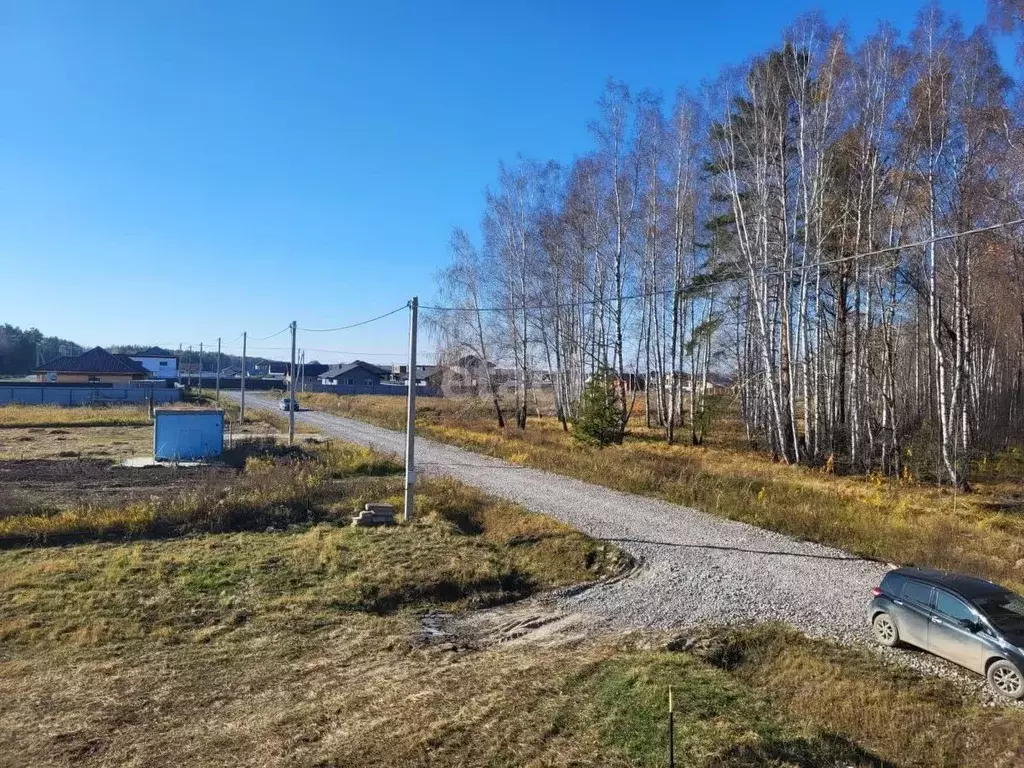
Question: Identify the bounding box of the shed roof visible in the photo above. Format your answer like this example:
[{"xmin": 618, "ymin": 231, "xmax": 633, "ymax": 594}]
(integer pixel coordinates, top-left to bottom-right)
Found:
[{"xmin": 153, "ymin": 408, "xmax": 225, "ymax": 415}]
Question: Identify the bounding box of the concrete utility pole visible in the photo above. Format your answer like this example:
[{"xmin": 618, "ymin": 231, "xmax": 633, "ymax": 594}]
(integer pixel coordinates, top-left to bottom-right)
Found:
[
  {"xmin": 215, "ymin": 337, "xmax": 221, "ymax": 402},
  {"xmin": 240, "ymin": 332, "xmax": 247, "ymax": 423},
  {"xmin": 187, "ymin": 346, "xmax": 193, "ymax": 388},
  {"xmin": 288, "ymin": 320, "xmax": 297, "ymax": 444},
  {"xmin": 403, "ymin": 296, "xmax": 418, "ymax": 522},
  {"xmin": 198, "ymin": 342, "xmax": 203, "ymax": 397}
]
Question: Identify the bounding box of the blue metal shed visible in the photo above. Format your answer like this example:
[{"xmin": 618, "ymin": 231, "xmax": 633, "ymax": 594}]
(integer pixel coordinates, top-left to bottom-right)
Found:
[{"xmin": 153, "ymin": 408, "xmax": 224, "ymax": 461}]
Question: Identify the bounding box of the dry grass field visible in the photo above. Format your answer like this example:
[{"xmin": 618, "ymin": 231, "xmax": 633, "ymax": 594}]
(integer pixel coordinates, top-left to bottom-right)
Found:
[
  {"xmin": 301, "ymin": 393, "xmax": 1024, "ymax": 594},
  {"xmin": 2, "ymin": 413, "xmax": 1024, "ymax": 766},
  {"xmin": 0, "ymin": 401, "xmax": 310, "ymax": 464}
]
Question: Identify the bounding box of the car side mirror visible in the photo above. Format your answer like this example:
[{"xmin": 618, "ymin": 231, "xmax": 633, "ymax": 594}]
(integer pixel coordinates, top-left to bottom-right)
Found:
[{"xmin": 958, "ymin": 618, "xmax": 980, "ymax": 633}]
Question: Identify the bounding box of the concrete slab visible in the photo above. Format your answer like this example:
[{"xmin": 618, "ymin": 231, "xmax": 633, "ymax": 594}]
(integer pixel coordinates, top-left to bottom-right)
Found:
[{"xmin": 121, "ymin": 456, "xmax": 217, "ymax": 468}]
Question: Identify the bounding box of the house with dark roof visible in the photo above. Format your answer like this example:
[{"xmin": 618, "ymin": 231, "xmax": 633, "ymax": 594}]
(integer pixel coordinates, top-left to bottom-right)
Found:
[
  {"xmin": 36, "ymin": 347, "xmax": 150, "ymax": 384},
  {"xmin": 128, "ymin": 347, "xmax": 178, "ymax": 379},
  {"xmin": 320, "ymin": 361, "xmax": 390, "ymax": 387},
  {"xmin": 300, "ymin": 363, "xmax": 330, "ymax": 380}
]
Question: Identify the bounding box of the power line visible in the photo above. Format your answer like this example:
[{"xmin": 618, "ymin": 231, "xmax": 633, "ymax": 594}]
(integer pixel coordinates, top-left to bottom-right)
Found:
[
  {"xmin": 299, "ymin": 304, "xmax": 408, "ymax": 333},
  {"xmin": 420, "ymin": 217, "xmax": 1024, "ymax": 313},
  {"xmin": 250, "ymin": 325, "xmax": 292, "ymax": 341},
  {"xmin": 239, "ymin": 345, "xmax": 436, "ymax": 357}
]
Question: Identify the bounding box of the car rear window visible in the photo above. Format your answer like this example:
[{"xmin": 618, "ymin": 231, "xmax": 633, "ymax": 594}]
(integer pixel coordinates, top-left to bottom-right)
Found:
[
  {"xmin": 901, "ymin": 580, "xmax": 933, "ymax": 607},
  {"xmin": 880, "ymin": 573, "xmax": 906, "ymax": 596}
]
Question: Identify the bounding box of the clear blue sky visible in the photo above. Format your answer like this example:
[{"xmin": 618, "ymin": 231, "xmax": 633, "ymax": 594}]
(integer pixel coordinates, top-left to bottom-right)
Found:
[{"xmin": 0, "ymin": 0, "xmax": 1006, "ymax": 363}]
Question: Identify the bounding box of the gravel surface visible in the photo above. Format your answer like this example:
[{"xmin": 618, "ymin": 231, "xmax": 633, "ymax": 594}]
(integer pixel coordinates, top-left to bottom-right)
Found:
[
  {"xmin": 230, "ymin": 394, "xmax": 1023, "ymax": 702},
  {"xmin": 235, "ymin": 394, "xmax": 886, "ymax": 640}
]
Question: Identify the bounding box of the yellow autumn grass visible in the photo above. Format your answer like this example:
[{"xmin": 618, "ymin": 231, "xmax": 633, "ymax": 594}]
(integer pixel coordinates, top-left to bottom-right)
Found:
[
  {"xmin": 304, "ymin": 394, "xmax": 1024, "ymax": 592},
  {"xmin": 0, "ymin": 403, "xmax": 152, "ymax": 428}
]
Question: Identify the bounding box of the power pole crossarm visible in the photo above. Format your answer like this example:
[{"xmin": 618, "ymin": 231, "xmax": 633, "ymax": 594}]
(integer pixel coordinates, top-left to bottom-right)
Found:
[{"xmin": 404, "ymin": 297, "xmax": 418, "ymax": 521}]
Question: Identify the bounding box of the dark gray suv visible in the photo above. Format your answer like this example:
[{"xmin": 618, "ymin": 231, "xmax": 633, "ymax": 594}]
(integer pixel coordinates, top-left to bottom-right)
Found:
[{"xmin": 869, "ymin": 567, "xmax": 1024, "ymax": 699}]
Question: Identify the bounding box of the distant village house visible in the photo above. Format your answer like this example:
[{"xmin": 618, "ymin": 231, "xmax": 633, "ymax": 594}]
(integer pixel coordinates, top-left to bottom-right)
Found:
[{"xmin": 36, "ymin": 347, "xmax": 151, "ymax": 384}]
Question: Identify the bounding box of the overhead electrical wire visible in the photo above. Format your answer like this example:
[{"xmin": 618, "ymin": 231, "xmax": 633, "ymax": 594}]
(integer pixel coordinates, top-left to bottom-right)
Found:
[
  {"xmin": 299, "ymin": 304, "xmax": 408, "ymax": 333},
  {"xmin": 249, "ymin": 325, "xmax": 292, "ymax": 341},
  {"xmin": 420, "ymin": 217, "xmax": 1024, "ymax": 313}
]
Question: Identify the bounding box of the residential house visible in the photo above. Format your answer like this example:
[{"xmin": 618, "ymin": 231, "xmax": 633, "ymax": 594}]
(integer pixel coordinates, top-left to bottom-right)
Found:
[
  {"xmin": 299, "ymin": 363, "xmax": 330, "ymax": 381},
  {"xmin": 390, "ymin": 363, "xmax": 438, "ymax": 385},
  {"xmin": 128, "ymin": 347, "xmax": 178, "ymax": 379},
  {"xmin": 442, "ymin": 355, "xmax": 500, "ymax": 395},
  {"xmin": 320, "ymin": 361, "xmax": 390, "ymax": 387},
  {"xmin": 659, "ymin": 372, "xmax": 736, "ymax": 395},
  {"xmin": 36, "ymin": 347, "xmax": 150, "ymax": 384},
  {"xmin": 254, "ymin": 362, "xmax": 289, "ymax": 378}
]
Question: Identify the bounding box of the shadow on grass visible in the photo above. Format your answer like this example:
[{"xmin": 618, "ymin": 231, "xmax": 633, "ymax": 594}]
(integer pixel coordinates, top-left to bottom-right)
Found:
[
  {"xmin": 602, "ymin": 537, "xmax": 867, "ymax": 562},
  {"xmin": 331, "ymin": 571, "xmax": 537, "ymax": 614},
  {"xmin": 719, "ymin": 734, "xmax": 899, "ymax": 768}
]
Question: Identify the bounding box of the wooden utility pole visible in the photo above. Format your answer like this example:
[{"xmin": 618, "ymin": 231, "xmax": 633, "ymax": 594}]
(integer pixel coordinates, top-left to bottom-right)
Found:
[
  {"xmin": 404, "ymin": 297, "xmax": 418, "ymax": 521},
  {"xmin": 215, "ymin": 337, "xmax": 221, "ymax": 401},
  {"xmin": 240, "ymin": 332, "xmax": 247, "ymax": 423},
  {"xmin": 288, "ymin": 321, "xmax": 297, "ymax": 444}
]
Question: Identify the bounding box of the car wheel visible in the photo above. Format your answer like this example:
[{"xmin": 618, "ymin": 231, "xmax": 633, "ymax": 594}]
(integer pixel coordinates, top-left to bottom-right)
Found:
[
  {"xmin": 872, "ymin": 612, "xmax": 900, "ymax": 647},
  {"xmin": 987, "ymin": 660, "xmax": 1024, "ymax": 700}
]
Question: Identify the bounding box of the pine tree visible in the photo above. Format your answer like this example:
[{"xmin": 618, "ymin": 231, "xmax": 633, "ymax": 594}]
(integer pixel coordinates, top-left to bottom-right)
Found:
[{"xmin": 572, "ymin": 366, "xmax": 625, "ymax": 446}]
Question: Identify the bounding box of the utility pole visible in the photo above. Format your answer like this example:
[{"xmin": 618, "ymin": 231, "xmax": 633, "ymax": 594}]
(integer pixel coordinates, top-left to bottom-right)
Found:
[
  {"xmin": 215, "ymin": 337, "xmax": 221, "ymax": 402},
  {"xmin": 288, "ymin": 320, "xmax": 297, "ymax": 444},
  {"xmin": 240, "ymin": 332, "xmax": 247, "ymax": 423},
  {"xmin": 198, "ymin": 342, "xmax": 203, "ymax": 397},
  {"xmin": 404, "ymin": 296, "xmax": 418, "ymax": 521},
  {"xmin": 178, "ymin": 344, "xmax": 183, "ymax": 385},
  {"xmin": 187, "ymin": 346, "xmax": 193, "ymax": 388}
]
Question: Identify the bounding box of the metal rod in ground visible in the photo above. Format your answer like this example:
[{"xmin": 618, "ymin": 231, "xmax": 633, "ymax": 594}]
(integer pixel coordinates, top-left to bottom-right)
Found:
[
  {"xmin": 215, "ymin": 337, "xmax": 221, "ymax": 401},
  {"xmin": 403, "ymin": 296, "xmax": 418, "ymax": 522},
  {"xmin": 668, "ymin": 686, "xmax": 674, "ymax": 768},
  {"xmin": 198, "ymin": 342, "xmax": 203, "ymax": 397},
  {"xmin": 288, "ymin": 320, "xmax": 297, "ymax": 444},
  {"xmin": 240, "ymin": 331, "xmax": 247, "ymax": 422}
]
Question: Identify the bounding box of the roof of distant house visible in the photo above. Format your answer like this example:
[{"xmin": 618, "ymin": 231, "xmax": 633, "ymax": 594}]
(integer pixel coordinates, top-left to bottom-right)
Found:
[
  {"xmin": 301, "ymin": 363, "xmax": 330, "ymax": 378},
  {"xmin": 131, "ymin": 347, "xmax": 176, "ymax": 359},
  {"xmin": 322, "ymin": 360, "xmax": 390, "ymax": 379},
  {"xmin": 38, "ymin": 347, "xmax": 148, "ymax": 375},
  {"xmin": 455, "ymin": 354, "xmax": 495, "ymax": 368}
]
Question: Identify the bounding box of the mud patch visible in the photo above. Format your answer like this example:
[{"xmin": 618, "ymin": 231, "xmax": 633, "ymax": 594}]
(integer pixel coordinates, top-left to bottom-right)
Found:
[{"xmin": 0, "ymin": 459, "xmax": 236, "ymax": 515}]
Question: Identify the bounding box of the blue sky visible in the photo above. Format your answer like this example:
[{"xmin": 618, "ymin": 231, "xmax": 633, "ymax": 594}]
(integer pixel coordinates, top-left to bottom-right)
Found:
[{"xmin": 0, "ymin": 0, "xmax": 1007, "ymax": 363}]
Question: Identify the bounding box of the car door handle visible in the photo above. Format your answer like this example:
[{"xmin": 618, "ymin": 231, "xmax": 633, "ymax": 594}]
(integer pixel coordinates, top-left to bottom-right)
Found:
[
  {"xmin": 930, "ymin": 617, "xmax": 942, "ymax": 624},
  {"xmin": 893, "ymin": 600, "xmax": 903, "ymax": 606}
]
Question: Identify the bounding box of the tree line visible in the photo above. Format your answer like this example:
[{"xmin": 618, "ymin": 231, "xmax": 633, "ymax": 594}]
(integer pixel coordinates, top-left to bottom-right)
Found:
[
  {"xmin": 431, "ymin": 4, "xmax": 1024, "ymax": 487},
  {"xmin": 0, "ymin": 325, "xmax": 82, "ymax": 376}
]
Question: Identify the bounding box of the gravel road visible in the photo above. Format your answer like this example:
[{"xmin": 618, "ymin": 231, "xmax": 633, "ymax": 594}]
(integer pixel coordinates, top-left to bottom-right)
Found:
[{"xmin": 233, "ymin": 393, "xmax": 889, "ymax": 642}]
